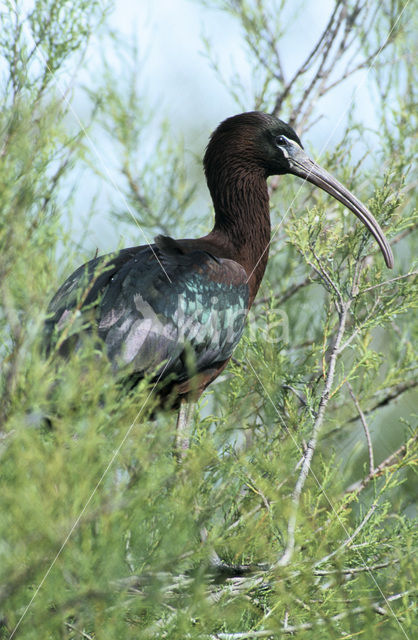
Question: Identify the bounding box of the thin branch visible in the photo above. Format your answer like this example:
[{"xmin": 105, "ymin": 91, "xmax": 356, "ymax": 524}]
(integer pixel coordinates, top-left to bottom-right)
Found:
[
  {"xmin": 306, "ymin": 247, "xmax": 344, "ymax": 312},
  {"xmin": 254, "ymin": 272, "xmax": 314, "ymax": 308},
  {"xmin": 338, "ymin": 296, "xmax": 380, "ymax": 353},
  {"xmin": 289, "ymin": 1, "xmax": 349, "ymax": 125},
  {"xmin": 261, "ymin": 7, "xmax": 286, "ymax": 84},
  {"xmin": 347, "ymin": 381, "xmax": 374, "ymax": 474},
  {"xmin": 344, "ymin": 379, "xmax": 418, "ymax": 426},
  {"xmin": 272, "ymin": 0, "xmax": 344, "ymax": 116},
  {"xmin": 316, "ymin": 2, "xmax": 384, "ymax": 96},
  {"xmin": 122, "ymin": 164, "xmax": 157, "ymax": 218},
  {"xmin": 244, "ymin": 474, "xmax": 272, "ymax": 513},
  {"xmin": 315, "ymin": 499, "xmax": 377, "ymax": 568},
  {"xmin": 65, "ymin": 622, "xmax": 94, "ymax": 639},
  {"xmin": 276, "ymin": 299, "xmax": 351, "ymax": 567},
  {"xmin": 207, "ymin": 590, "xmax": 413, "ymax": 637},
  {"xmin": 390, "ymin": 223, "xmax": 418, "ymax": 245},
  {"xmin": 345, "ymin": 432, "xmax": 418, "ymax": 495},
  {"xmin": 210, "ymin": 631, "xmax": 273, "ymax": 639},
  {"xmin": 314, "ymin": 559, "xmax": 398, "ymax": 576},
  {"xmin": 358, "ymin": 270, "xmax": 417, "ymax": 295},
  {"xmin": 242, "ymin": 19, "xmax": 284, "ymax": 85},
  {"xmin": 282, "ymin": 384, "xmax": 308, "ymax": 408},
  {"xmin": 323, "ymin": 45, "xmax": 389, "ymax": 93}
]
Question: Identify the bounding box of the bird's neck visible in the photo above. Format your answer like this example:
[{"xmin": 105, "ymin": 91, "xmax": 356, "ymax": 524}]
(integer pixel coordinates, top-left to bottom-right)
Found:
[{"xmin": 206, "ymin": 167, "xmax": 271, "ymax": 306}]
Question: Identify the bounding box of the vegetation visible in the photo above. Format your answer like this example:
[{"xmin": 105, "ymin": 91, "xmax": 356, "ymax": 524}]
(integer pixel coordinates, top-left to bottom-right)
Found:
[{"xmin": 0, "ymin": 0, "xmax": 416, "ymax": 638}]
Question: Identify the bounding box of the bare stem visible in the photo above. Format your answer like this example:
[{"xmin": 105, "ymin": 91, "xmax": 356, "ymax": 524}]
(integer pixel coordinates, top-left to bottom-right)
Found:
[
  {"xmin": 347, "ymin": 381, "xmax": 375, "ymax": 474},
  {"xmin": 358, "ymin": 270, "xmax": 418, "ymax": 295},
  {"xmin": 65, "ymin": 622, "xmax": 94, "ymax": 639},
  {"xmin": 314, "ymin": 559, "xmax": 397, "ymax": 576},
  {"xmin": 276, "ymin": 300, "xmax": 351, "ymax": 566},
  {"xmin": 345, "ymin": 432, "xmax": 418, "ymax": 495},
  {"xmin": 254, "ymin": 272, "xmax": 314, "ymax": 308},
  {"xmin": 344, "ymin": 379, "xmax": 418, "ymax": 426},
  {"xmin": 314, "ymin": 499, "xmax": 377, "ymax": 567},
  {"xmin": 206, "ymin": 589, "xmax": 413, "ymax": 637}
]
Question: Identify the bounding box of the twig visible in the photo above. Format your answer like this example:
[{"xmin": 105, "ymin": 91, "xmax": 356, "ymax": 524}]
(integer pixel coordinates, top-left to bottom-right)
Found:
[
  {"xmin": 314, "ymin": 559, "xmax": 397, "ymax": 576},
  {"xmin": 289, "ymin": 1, "xmax": 349, "ymax": 126},
  {"xmin": 276, "ymin": 299, "xmax": 351, "ymax": 567},
  {"xmin": 344, "ymin": 379, "xmax": 418, "ymax": 425},
  {"xmin": 357, "ymin": 270, "xmax": 417, "ymax": 295},
  {"xmin": 282, "ymin": 384, "xmax": 308, "ymax": 408},
  {"xmin": 338, "ymin": 297, "xmax": 380, "ymax": 353},
  {"xmin": 314, "ymin": 499, "xmax": 377, "ymax": 567},
  {"xmin": 390, "ymin": 223, "xmax": 418, "ymax": 245},
  {"xmin": 345, "ymin": 432, "xmax": 418, "ymax": 495},
  {"xmin": 244, "ymin": 474, "xmax": 271, "ymax": 513},
  {"xmin": 210, "ymin": 631, "xmax": 273, "ymax": 639},
  {"xmin": 121, "ymin": 164, "xmax": 170, "ymax": 235},
  {"xmin": 347, "ymin": 381, "xmax": 374, "ymax": 474},
  {"xmin": 307, "ymin": 247, "xmax": 344, "ymax": 311},
  {"xmin": 283, "ymin": 609, "xmax": 289, "ymax": 631},
  {"xmin": 254, "ymin": 272, "xmax": 314, "ymax": 308},
  {"xmin": 207, "ymin": 589, "xmax": 413, "ymax": 637},
  {"xmin": 322, "ymin": 12, "xmax": 394, "ymax": 95},
  {"xmin": 272, "ymin": 0, "xmax": 344, "ymax": 116},
  {"xmin": 65, "ymin": 622, "xmax": 94, "ymax": 639}
]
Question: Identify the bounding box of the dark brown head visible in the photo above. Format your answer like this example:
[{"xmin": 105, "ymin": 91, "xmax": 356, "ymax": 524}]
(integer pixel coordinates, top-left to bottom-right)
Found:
[
  {"xmin": 204, "ymin": 111, "xmax": 302, "ymax": 178},
  {"xmin": 204, "ymin": 111, "xmax": 393, "ymax": 268}
]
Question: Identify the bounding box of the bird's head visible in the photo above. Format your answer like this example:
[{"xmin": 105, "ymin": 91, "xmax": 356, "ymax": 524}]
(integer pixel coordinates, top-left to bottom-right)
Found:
[{"xmin": 205, "ymin": 112, "xmax": 393, "ymax": 268}]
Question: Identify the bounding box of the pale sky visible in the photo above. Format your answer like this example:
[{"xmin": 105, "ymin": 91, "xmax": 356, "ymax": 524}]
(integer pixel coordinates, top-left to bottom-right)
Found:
[
  {"xmin": 71, "ymin": 0, "xmax": 377, "ymax": 251},
  {"xmin": 106, "ymin": 0, "xmax": 347, "ymax": 137}
]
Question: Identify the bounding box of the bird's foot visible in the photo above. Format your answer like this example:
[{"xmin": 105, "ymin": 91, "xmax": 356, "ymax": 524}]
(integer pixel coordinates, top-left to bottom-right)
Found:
[{"xmin": 206, "ymin": 549, "xmax": 268, "ymax": 581}]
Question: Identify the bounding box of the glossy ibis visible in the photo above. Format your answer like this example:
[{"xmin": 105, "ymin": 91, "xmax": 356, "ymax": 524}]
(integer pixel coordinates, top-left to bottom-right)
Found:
[{"xmin": 45, "ymin": 112, "xmax": 393, "ymax": 447}]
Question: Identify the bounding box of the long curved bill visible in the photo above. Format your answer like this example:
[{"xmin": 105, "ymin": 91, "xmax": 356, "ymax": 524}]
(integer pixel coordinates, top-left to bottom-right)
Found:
[{"xmin": 288, "ymin": 146, "xmax": 394, "ymax": 269}]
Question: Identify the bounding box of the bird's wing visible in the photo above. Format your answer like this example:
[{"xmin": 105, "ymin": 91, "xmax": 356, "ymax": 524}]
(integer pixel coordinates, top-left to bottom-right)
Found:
[
  {"xmin": 45, "ymin": 237, "xmax": 249, "ymax": 383},
  {"xmin": 44, "ymin": 247, "xmax": 140, "ymax": 354}
]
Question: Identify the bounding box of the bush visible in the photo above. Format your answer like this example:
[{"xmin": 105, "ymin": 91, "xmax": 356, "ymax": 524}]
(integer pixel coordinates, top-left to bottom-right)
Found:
[{"xmin": 0, "ymin": 1, "xmax": 416, "ymax": 637}]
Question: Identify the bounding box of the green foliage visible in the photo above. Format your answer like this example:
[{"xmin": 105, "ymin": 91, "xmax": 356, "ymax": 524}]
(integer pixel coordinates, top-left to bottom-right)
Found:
[{"xmin": 0, "ymin": 1, "xmax": 417, "ymax": 638}]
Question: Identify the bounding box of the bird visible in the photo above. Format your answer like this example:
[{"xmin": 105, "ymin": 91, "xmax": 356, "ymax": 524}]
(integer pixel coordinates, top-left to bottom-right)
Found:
[{"xmin": 44, "ymin": 111, "xmax": 393, "ymax": 449}]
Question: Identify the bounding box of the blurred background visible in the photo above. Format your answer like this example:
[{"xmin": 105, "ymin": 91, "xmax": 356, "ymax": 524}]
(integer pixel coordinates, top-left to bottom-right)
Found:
[{"xmin": 0, "ymin": 1, "xmax": 416, "ymax": 637}]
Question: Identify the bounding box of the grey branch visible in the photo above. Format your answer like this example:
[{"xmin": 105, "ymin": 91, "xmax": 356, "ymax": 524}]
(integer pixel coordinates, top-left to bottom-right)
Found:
[
  {"xmin": 345, "ymin": 432, "xmax": 418, "ymax": 495},
  {"xmin": 207, "ymin": 590, "xmax": 413, "ymax": 637},
  {"xmin": 254, "ymin": 272, "xmax": 314, "ymax": 308},
  {"xmin": 344, "ymin": 379, "xmax": 418, "ymax": 426},
  {"xmin": 314, "ymin": 559, "xmax": 398, "ymax": 576},
  {"xmin": 347, "ymin": 381, "xmax": 375, "ymax": 474},
  {"xmin": 276, "ymin": 299, "xmax": 351, "ymax": 567},
  {"xmin": 314, "ymin": 499, "xmax": 377, "ymax": 567},
  {"xmin": 65, "ymin": 622, "xmax": 94, "ymax": 639},
  {"xmin": 358, "ymin": 270, "xmax": 418, "ymax": 295}
]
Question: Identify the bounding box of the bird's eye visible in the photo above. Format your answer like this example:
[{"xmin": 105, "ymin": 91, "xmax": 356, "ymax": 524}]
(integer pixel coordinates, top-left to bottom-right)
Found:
[{"xmin": 275, "ymin": 135, "xmax": 287, "ymax": 146}]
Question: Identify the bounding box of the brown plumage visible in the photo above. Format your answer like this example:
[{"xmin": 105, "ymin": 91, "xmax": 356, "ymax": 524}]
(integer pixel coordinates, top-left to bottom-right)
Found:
[{"xmin": 45, "ymin": 112, "xmax": 393, "ymax": 405}]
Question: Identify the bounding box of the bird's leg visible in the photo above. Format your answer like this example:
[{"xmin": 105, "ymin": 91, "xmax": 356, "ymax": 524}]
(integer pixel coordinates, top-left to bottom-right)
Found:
[
  {"xmin": 175, "ymin": 398, "xmax": 196, "ymax": 460},
  {"xmin": 175, "ymin": 406, "xmax": 226, "ymax": 570},
  {"xmin": 175, "ymin": 399, "xmax": 264, "ymax": 578}
]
